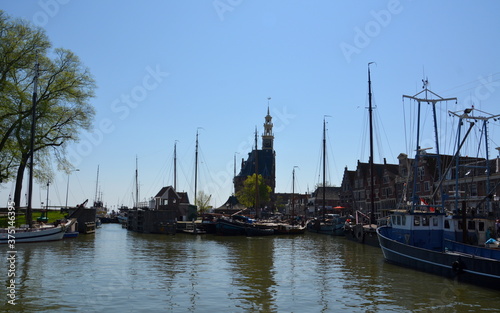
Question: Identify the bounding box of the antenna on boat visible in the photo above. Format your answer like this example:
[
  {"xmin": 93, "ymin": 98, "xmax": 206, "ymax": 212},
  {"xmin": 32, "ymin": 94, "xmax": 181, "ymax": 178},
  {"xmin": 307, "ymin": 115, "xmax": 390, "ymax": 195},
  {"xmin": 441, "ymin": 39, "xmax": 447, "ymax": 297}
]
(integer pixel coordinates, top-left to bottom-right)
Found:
[{"xmin": 403, "ymin": 80, "xmax": 458, "ymax": 212}]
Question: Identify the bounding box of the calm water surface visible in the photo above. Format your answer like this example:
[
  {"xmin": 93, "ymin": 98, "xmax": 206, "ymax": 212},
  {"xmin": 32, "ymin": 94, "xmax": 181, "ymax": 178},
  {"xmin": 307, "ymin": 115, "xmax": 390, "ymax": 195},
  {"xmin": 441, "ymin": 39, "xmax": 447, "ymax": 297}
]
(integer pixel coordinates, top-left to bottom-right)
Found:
[{"xmin": 2, "ymin": 224, "xmax": 499, "ymax": 312}]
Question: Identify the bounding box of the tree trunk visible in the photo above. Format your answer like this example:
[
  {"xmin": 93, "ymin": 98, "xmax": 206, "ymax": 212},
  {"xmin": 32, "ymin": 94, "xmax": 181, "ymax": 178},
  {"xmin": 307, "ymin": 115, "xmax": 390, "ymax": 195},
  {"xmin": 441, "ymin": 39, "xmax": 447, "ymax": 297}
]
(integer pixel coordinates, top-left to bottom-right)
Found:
[{"xmin": 13, "ymin": 153, "xmax": 28, "ymax": 211}]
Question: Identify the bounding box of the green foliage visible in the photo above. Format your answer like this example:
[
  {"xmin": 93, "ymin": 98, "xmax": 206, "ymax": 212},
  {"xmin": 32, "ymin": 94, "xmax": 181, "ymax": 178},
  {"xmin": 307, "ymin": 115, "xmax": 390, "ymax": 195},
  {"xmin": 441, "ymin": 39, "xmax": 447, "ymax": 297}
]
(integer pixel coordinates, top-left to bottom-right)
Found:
[
  {"xmin": 235, "ymin": 173, "xmax": 271, "ymax": 208},
  {"xmin": 0, "ymin": 210, "xmax": 67, "ymax": 227},
  {"xmin": 0, "ymin": 11, "xmax": 96, "ymax": 207},
  {"xmin": 196, "ymin": 191, "xmax": 211, "ymax": 214}
]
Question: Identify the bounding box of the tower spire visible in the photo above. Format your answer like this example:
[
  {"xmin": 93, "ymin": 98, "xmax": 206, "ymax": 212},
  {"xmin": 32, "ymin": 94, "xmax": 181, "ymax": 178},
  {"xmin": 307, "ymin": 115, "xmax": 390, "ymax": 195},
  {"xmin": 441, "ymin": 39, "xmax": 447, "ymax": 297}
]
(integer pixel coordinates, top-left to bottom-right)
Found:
[{"xmin": 262, "ymin": 98, "xmax": 274, "ymax": 150}]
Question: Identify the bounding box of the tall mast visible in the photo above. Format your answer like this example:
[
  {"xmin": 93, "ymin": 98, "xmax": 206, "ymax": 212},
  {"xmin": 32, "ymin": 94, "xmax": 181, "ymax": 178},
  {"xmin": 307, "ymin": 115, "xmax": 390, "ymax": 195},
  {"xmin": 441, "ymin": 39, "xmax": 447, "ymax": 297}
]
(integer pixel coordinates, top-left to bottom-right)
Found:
[
  {"xmin": 292, "ymin": 166, "xmax": 298, "ymax": 217},
  {"xmin": 174, "ymin": 141, "xmax": 177, "ymax": 190},
  {"xmin": 368, "ymin": 62, "xmax": 375, "ymax": 225},
  {"xmin": 403, "ymin": 81, "xmax": 457, "ymax": 211},
  {"xmin": 135, "ymin": 156, "xmax": 139, "ymax": 208},
  {"xmin": 94, "ymin": 165, "xmax": 100, "ymax": 206},
  {"xmin": 322, "ymin": 117, "xmax": 326, "ymax": 219},
  {"xmin": 194, "ymin": 129, "xmax": 199, "ymax": 207},
  {"xmin": 27, "ymin": 58, "xmax": 40, "ymax": 227},
  {"xmin": 254, "ymin": 127, "xmax": 260, "ymax": 218},
  {"xmin": 233, "ymin": 153, "xmax": 237, "ymax": 195}
]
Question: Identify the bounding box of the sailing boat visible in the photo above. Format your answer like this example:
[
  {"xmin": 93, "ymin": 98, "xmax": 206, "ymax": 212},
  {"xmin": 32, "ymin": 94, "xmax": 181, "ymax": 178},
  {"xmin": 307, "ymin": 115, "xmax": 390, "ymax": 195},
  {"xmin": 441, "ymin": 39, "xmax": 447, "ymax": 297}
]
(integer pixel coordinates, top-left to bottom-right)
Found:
[
  {"xmin": 1, "ymin": 60, "xmax": 73, "ymax": 244},
  {"xmin": 344, "ymin": 62, "xmax": 379, "ymax": 246},
  {"xmin": 273, "ymin": 167, "xmax": 306, "ymax": 235},
  {"xmin": 306, "ymin": 116, "xmax": 342, "ymax": 235},
  {"xmin": 376, "ymin": 82, "xmax": 500, "ymax": 290}
]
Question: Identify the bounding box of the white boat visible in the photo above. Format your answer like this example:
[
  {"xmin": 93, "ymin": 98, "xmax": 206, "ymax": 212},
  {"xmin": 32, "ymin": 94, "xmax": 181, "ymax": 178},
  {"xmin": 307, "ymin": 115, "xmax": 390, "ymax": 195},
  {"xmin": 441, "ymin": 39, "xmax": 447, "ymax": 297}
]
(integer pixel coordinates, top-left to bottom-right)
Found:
[{"xmin": 0, "ymin": 219, "xmax": 75, "ymax": 244}]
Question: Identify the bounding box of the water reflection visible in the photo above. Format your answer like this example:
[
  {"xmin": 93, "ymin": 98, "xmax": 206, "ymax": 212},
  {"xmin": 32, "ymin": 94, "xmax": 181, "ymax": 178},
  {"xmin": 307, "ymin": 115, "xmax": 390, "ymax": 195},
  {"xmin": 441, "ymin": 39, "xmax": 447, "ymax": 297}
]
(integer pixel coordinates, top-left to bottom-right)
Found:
[
  {"xmin": 211, "ymin": 236, "xmax": 277, "ymax": 312},
  {"xmin": 2, "ymin": 224, "xmax": 500, "ymax": 312}
]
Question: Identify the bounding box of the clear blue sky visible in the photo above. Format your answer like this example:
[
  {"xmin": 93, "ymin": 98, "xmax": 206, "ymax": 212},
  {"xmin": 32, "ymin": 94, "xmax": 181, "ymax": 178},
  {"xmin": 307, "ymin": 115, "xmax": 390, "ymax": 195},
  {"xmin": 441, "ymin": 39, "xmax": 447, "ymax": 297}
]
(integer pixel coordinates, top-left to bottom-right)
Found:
[{"xmin": 1, "ymin": 0, "xmax": 500, "ymax": 210}]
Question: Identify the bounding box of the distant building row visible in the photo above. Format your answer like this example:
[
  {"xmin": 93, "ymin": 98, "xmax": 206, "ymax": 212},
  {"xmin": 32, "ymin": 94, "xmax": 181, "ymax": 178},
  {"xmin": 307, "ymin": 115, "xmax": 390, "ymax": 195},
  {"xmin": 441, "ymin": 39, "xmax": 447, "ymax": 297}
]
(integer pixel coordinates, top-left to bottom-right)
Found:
[{"xmin": 281, "ymin": 152, "xmax": 500, "ymax": 220}]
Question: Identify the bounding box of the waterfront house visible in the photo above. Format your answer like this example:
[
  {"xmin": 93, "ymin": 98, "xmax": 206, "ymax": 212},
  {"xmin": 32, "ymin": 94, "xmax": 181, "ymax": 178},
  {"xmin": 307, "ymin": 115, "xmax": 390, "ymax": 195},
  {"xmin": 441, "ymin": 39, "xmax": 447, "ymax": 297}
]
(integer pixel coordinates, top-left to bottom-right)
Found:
[{"xmin": 307, "ymin": 186, "xmax": 342, "ymax": 217}]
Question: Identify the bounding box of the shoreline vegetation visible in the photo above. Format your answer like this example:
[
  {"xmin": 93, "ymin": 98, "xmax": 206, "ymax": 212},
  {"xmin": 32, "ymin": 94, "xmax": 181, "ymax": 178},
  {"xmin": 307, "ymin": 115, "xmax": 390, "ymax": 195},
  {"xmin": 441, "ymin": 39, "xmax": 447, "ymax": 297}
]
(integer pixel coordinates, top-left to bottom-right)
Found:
[{"xmin": 0, "ymin": 210, "xmax": 67, "ymax": 228}]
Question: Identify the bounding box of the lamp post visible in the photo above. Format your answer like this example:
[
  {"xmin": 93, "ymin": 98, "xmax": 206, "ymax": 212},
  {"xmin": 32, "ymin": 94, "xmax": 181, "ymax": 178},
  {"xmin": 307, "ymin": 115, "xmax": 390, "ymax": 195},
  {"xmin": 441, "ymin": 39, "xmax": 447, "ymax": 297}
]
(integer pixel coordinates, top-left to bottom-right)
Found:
[{"xmin": 65, "ymin": 169, "xmax": 80, "ymax": 209}]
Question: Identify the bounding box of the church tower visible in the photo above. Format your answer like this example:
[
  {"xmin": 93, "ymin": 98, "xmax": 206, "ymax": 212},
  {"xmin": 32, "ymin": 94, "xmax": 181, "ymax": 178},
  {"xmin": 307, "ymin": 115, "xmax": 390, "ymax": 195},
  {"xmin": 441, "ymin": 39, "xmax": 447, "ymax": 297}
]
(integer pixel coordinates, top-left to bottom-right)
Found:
[
  {"xmin": 262, "ymin": 101, "xmax": 274, "ymax": 150},
  {"xmin": 233, "ymin": 102, "xmax": 276, "ymax": 200}
]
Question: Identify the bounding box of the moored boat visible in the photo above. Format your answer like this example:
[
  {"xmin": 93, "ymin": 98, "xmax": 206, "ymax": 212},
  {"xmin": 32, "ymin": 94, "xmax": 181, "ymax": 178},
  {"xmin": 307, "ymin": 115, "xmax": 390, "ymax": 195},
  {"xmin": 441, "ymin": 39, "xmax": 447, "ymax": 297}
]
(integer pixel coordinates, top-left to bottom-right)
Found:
[
  {"xmin": 377, "ymin": 211, "xmax": 500, "ymax": 290},
  {"xmin": 215, "ymin": 215, "xmax": 253, "ymax": 236},
  {"xmin": 1, "ymin": 219, "xmax": 75, "ymax": 244},
  {"xmin": 377, "ymin": 83, "xmax": 500, "ymax": 290},
  {"xmin": 307, "ymin": 214, "xmax": 345, "ymax": 235},
  {"xmin": 275, "ymin": 222, "xmax": 306, "ymax": 235},
  {"xmin": 245, "ymin": 225, "xmax": 274, "ymax": 236}
]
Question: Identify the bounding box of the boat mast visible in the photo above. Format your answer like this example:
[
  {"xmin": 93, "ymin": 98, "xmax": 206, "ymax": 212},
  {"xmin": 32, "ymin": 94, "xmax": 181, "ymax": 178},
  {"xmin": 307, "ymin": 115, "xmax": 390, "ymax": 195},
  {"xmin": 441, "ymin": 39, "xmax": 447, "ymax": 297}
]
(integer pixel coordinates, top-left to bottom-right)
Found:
[
  {"xmin": 322, "ymin": 117, "xmax": 326, "ymax": 219},
  {"xmin": 194, "ymin": 129, "xmax": 199, "ymax": 207},
  {"xmin": 254, "ymin": 127, "xmax": 260, "ymax": 218},
  {"xmin": 292, "ymin": 166, "xmax": 298, "ymax": 217},
  {"xmin": 368, "ymin": 62, "xmax": 375, "ymax": 225},
  {"xmin": 94, "ymin": 165, "xmax": 100, "ymax": 206},
  {"xmin": 45, "ymin": 180, "xmax": 49, "ymax": 219},
  {"xmin": 27, "ymin": 58, "xmax": 40, "ymax": 228},
  {"xmin": 174, "ymin": 141, "xmax": 177, "ymax": 190},
  {"xmin": 403, "ymin": 81, "xmax": 457, "ymax": 211},
  {"xmin": 135, "ymin": 156, "xmax": 139, "ymax": 208},
  {"xmin": 448, "ymin": 108, "xmax": 500, "ymax": 213}
]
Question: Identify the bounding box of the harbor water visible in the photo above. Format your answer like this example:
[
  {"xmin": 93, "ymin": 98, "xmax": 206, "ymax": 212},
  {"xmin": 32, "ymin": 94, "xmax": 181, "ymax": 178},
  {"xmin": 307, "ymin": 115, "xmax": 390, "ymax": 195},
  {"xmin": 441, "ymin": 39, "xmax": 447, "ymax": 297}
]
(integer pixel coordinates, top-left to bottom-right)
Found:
[{"xmin": 2, "ymin": 224, "xmax": 499, "ymax": 312}]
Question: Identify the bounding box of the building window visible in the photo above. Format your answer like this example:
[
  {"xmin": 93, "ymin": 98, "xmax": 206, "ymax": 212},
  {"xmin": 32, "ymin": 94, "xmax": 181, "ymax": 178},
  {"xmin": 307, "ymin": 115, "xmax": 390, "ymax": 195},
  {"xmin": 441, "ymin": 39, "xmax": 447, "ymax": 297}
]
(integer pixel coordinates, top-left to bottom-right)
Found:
[
  {"xmin": 418, "ymin": 166, "xmax": 425, "ymax": 181},
  {"xmin": 468, "ymin": 220, "xmax": 475, "ymax": 230},
  {"xmin": 424, "ymin": 181, "xmax": 430, "ymax": 192},
  {"xmin": 471, "ymin": 183, "xmax": 478, "ymax": 196}
]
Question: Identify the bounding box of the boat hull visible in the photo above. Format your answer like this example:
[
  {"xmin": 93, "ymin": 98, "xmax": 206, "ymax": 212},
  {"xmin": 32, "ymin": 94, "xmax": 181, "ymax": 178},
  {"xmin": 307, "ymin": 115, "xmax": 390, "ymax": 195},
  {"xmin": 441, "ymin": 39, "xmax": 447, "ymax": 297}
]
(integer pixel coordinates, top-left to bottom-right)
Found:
[
  {"xmin": 344, "ymin": 224, "xmax": 379, "ymax": 247},
  {"xmin": 377, "ymin": 226, "xmax": 500, "ymax": 290},
  {"xmin": 245, "ymin": 226, "xmax": 274, "ymax": 236},
  {"xmin": 0, "ymin": 225, "xmax": 66, "ymax": 244},
  {"xmin": 306, "ymin": 219, "xmax": 334, "ymax": 235},
  {"xmin": 200, "ymin": 221, "xmax": 217, "ymax": 234},
  {"xmin": 215, "ymin": 219, "xmax": 247, "ymax": 236},
  {"xmin": 275, "ymin": 224, "xmax": 306, "ymax": 235}
]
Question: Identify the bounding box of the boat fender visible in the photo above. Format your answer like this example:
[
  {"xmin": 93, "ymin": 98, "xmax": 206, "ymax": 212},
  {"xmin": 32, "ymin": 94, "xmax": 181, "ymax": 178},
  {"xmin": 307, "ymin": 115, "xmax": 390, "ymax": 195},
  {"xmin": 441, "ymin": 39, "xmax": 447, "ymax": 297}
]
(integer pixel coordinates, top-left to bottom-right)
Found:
[{"xmin": 452, "ymin": 260, "xmax": 464, "ymax": 274}]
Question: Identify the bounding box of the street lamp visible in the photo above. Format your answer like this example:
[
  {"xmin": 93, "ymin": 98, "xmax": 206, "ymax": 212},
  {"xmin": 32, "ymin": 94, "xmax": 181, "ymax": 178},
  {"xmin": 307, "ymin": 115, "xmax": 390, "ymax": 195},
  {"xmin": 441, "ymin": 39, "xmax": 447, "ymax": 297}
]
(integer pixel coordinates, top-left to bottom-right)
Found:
[{"xmin": 65, "ymin": 169, "xmax": 80, "ymax": 209}]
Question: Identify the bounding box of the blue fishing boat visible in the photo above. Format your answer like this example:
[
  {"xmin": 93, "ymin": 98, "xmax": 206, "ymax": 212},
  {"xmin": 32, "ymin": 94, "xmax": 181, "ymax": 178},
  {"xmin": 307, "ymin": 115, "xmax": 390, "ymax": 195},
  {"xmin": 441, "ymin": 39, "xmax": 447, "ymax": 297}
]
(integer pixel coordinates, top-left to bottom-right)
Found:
[
  {"xmin": 377, "ymin": 210, "xmax": 500, "ymax": 289},
  {"xmin": 377, "ymin": 84, "xmax": 500, "ymax": 290}
]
